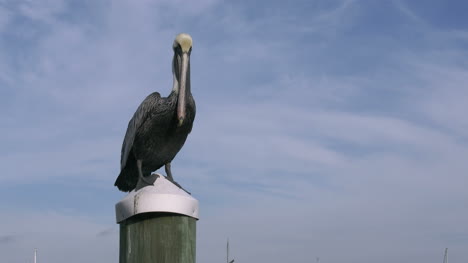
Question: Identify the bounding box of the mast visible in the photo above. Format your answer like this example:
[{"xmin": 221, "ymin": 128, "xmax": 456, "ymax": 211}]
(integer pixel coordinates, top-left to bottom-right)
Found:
[
  {"xmin": 34, "ymin": 248, "xmax": 37, "ymax": 263},
  {"xmin": 226, "ymin": 238, "xmax": 234, "ymax": 263},
  {"xmin": 443, "ymin": 248, "xmax": 448, "ymax": 263}
]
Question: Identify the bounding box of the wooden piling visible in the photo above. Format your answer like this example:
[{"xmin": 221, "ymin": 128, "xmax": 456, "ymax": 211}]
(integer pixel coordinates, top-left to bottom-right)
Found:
[
  {"xmin": 119, "ymin": 213, "xmax": 196, "ymax": 263},
  {"xmin": 115, "ymin": 175, "xmax": 199, "ymax": 263}
]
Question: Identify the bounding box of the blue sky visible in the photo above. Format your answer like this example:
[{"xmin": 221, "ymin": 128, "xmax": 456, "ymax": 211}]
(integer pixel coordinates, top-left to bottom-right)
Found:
[{"xmin": 1, "ymin": 0, "xmax": 468, "ymax": 262}]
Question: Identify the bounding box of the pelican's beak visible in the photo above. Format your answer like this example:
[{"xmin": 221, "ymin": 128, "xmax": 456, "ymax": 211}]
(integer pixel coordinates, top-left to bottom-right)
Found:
[{"xmin": 177, "ymin": 52, "xmax": 189, "ymax": 127}]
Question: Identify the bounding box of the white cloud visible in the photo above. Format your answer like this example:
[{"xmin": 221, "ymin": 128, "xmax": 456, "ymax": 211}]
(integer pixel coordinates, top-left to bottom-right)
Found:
[
  {"xmin": 0, "ymin": 135, "xmax": 120, "ymax": 182},
  {"xmin": 409, "ymin": 59, "xmax": 468, "ymax": 137},
  {"xmin": 18, "ymin": 0, "xmax": 67, "ymax": 23}
]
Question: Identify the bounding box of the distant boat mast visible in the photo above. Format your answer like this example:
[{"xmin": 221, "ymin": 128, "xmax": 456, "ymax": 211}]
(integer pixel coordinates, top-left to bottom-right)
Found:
[
  {"xmin": 443, "ymin": 248, "xmax": 448, "ymax": 263},
  {"xmin": 227, "ymin": 238, "xmax": 234, "ymax": 263},
  {"xmin": 34, "ymin": 248, "xmax": 37, "ymax": 263}
]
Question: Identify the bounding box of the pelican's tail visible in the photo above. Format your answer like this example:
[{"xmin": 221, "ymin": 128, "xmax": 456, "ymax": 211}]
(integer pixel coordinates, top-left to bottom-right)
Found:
[
  {"xmin": 115, "ymin": 157, "xmax": 138, "ymax": 192},
  {"xmin": 114, "ymin": 171, "xmax": 135, "ymax": 192}
]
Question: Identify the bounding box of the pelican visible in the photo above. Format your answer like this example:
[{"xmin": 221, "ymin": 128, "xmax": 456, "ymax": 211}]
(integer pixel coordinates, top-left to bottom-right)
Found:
[{"xmin": 114, "ymin": 33, "xmax": 196, "ymax": 192}]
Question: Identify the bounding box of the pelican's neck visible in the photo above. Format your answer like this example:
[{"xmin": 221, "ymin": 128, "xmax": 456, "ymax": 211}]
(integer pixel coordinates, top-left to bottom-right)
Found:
[{"xmin": 172, "ymin": 73, "xmax": 179, "ymax": 94}]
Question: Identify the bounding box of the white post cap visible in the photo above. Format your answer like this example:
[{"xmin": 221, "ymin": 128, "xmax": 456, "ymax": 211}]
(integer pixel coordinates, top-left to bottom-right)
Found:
[{"xmin": 115, "ymin": 174, "xmax": 199, "ymax": 223}]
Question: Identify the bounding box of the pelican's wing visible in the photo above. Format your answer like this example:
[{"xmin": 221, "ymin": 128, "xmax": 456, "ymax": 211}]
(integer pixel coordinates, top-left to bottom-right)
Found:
[{"xmin": 120, "ymin": 92, "xmax": 161, "ymax": 170}]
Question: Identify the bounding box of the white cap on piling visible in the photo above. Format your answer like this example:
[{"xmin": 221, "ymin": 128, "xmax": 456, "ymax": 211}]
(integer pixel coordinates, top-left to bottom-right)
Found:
[{"xmin": 115, "ymin": 174, "xmax": 199, "ymax": 223}]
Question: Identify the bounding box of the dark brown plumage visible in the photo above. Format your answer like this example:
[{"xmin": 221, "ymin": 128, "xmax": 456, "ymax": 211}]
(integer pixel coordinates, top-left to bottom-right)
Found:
[{"xmin": 114, "ymin": 33, "xmax": 195, "ymax": 192}]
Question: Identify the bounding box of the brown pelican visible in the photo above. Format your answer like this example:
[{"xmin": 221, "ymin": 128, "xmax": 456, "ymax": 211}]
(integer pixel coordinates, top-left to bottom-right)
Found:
[{"xmin": 114, "ymin": 33, "xmax": 196, "ymax": 192}]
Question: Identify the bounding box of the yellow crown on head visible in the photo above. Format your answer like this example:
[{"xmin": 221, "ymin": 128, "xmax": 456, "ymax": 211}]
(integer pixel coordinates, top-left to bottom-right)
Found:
[{"xmin": 174, "ymin": 33, "xmax": 193, "ymax": 52}]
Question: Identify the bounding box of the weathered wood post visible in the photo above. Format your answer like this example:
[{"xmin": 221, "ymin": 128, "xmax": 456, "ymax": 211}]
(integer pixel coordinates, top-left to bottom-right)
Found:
[{"xmin": 116, "ymin": 174, "xmax": 199, "ymax": 263}]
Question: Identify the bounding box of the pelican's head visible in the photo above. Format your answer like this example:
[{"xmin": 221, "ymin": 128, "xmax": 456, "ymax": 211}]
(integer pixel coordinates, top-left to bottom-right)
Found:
[
  {"xmin": 172, "ymin": 33, "xmax": 193, "ymax": 127},
  {"xmin": 173, "ymin": 33, "xmax": 193, "ymax": 53}
]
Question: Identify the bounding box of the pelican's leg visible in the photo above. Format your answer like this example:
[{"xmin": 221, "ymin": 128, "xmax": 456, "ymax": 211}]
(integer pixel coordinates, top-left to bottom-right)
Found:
[
  {"xmin": 137, "ymin": 160, "xmax": 154, "ymax": 186},
  {"xmin": 165, "ymin": 163, "xmax": 174, "ymax": 181},
  {"xmin": 165, "ymin": 162, "xmax": 191, "ymax": 195}
]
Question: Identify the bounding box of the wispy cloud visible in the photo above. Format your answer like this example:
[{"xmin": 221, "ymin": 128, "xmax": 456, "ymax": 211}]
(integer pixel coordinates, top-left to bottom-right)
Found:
[
  {"xmin": 0, "ymin": 235, "xmax": 16, "ymax": 244},
  {"xmin": 96, "ymin": 228, "xmax": 116, "ymax": 238},
  {"xmin": 0, "ymin": 5, "xmax": 11, "ymax": 33},
  {"xmin": 393, "ymin": 0, "xmax": 426, "ymax": 25},
  {"xmin": 0, "ymin": 211, "xmax": 117, "ymax": 262}
]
